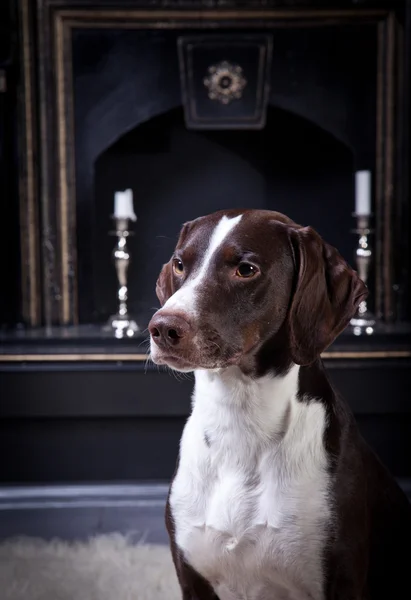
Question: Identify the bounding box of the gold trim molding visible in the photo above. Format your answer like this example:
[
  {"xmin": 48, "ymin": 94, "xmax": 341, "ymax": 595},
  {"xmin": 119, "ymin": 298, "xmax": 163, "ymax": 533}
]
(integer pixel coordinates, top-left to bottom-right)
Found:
[
  {"xmin": 59, "ymin": 9, "xmax": 388, "ymax": 21},
  {"xmin": 1, "ymin": 350, "xmax": 410, "ymax": 362},
  {"xmin": 18, "ymin": 0, "xmax": 41, "ymax": 325}
]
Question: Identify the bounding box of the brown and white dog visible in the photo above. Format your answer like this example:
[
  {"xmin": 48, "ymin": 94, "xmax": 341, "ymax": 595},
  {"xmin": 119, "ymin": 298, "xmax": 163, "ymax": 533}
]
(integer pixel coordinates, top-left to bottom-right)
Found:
[{"xmin": 148, "ymin": 209, "xmax": 411, "ymax": 600}]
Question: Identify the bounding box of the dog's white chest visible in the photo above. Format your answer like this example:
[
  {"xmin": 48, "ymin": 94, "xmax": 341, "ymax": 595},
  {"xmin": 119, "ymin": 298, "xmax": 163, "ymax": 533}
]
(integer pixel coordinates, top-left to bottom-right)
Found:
[{"xmin": 170, "ymin": 368, "xmax": 330, "ymax": 600}]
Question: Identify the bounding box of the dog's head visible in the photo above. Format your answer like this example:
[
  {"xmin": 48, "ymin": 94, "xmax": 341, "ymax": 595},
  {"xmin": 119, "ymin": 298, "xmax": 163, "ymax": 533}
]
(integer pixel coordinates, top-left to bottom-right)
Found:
[{"xmin": 148, "ymin": 209, "xmax": 367, "ymax": 373}]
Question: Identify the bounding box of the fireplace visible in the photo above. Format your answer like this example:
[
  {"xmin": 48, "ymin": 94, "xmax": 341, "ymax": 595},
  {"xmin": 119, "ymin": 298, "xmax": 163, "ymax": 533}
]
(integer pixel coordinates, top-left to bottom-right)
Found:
[
  {"xmin": 16, "ymin": 1, "xmax": 408, "ymax": 329},
  {"xmin": 92, "ymin": 107, "xmax": 356, "ymax": 325}
]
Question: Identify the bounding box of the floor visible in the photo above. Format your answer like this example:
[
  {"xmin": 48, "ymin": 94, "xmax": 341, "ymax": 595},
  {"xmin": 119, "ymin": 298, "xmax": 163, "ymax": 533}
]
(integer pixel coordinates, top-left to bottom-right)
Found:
[{"xmin": 0, "ymin": 535, "xmax": 179, "ymax": 600}]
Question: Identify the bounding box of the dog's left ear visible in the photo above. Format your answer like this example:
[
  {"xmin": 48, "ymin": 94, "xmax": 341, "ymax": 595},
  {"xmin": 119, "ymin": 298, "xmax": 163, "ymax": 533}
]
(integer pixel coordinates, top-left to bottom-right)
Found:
[
  {"xmin": 156, "ymin": 219, "xmax": 198, "ymax": 306},
  {"xmin": 155, "ymin": 261, "xmax": 174, "ymax": 307},
  {"xmin": 288, "ymin": 226, "xmax": 368, "ymax": 366}
]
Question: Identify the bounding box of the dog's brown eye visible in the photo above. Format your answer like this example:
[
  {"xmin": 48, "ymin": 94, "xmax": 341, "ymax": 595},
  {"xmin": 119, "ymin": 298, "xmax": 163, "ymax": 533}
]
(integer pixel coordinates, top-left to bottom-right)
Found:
[
  {"xmin": 235, "ymin": 263, "xmax": 258, "ymax": 278},
  {"xmin": 173, "ymin": 259, "xmax": 184, "ymax": 275}
]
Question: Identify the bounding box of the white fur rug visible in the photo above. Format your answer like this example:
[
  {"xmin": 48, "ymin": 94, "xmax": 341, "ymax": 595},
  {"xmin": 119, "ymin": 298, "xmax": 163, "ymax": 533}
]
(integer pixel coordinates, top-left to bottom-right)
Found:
[{"xmin": 0, "ymin": 535, "xmax": 180, "ymax": 600}]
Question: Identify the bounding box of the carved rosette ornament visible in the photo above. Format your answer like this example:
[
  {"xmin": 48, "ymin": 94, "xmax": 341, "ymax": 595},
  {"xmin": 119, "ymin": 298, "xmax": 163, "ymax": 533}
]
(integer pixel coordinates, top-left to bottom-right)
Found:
[{"xmin": 203, "ymin": 61, "xmax": 247, "ymax": 105}]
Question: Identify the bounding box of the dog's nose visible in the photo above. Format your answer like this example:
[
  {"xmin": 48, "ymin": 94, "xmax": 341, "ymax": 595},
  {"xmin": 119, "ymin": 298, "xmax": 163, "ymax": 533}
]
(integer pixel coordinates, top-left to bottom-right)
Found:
[{"xmin": 149, "ymin": 313, "xmax": 192, "ymax": 348}]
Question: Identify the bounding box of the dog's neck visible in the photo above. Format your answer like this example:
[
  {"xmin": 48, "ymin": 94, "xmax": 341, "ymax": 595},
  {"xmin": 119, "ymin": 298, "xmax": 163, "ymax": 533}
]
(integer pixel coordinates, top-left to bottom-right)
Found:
[{"xmin": 193, "ymin": 365, "xmax": 301, "ymax": 442}]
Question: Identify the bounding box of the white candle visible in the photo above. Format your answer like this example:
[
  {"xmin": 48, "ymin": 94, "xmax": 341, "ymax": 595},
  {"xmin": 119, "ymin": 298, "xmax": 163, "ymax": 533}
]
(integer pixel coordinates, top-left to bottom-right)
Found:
[
  {"xmin": 114, "ymin": 189, "xmax": 136, "ymax": 220},
  {"xmin": 355, "ymin": 171, "xmax": 371, "ymax": 215}
]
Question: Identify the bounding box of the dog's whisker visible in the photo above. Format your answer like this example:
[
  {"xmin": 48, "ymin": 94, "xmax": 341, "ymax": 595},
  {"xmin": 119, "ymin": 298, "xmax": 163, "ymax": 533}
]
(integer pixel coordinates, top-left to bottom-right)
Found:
[
  {"xmin": 208, "ymin": 339, "xmax": 223, "ymax": 353},
  {"xmin": 136, "ymin": 338, "xmax": 150, "ymax": 351},
  {"xmin": 144, "ymin": 355, "xmax": 151, "ymax": 374}
]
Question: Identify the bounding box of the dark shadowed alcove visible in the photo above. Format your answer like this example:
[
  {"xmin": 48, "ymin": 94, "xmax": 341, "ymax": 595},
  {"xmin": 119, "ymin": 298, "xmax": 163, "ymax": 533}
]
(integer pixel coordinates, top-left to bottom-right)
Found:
[{"xmin": 94, "ymin": 106, "xmax": 354, "ymax": 326}]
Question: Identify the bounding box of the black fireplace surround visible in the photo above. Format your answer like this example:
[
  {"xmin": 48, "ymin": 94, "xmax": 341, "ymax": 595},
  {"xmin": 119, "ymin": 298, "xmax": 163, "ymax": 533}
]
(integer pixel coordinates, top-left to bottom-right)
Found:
[{"xmin": 0, "ymin": 0, "xmax": 410, "ymax": 486}]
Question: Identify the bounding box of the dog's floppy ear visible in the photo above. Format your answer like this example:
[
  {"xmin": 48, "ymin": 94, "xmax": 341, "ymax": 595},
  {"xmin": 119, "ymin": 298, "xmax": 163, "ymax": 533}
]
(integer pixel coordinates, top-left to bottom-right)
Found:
[
  {"xmin": 155, "ymin": 260, "xmax": 174, "ymax": 307},
  {"xmin": 155, "ymin": 219, "xmax": 197, "ymax": 306},
  {"xmin": 288, "ymin": 226, "xmax": 367, "ymax": 366}
]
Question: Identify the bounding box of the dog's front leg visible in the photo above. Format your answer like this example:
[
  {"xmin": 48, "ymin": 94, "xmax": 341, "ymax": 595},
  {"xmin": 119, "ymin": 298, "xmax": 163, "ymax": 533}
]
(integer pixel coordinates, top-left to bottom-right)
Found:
[
  {"xmin": 325, "ymin": 572, "xmax": 368, "ymax": 600},
  {"xmin": 175, "ymin": 556, "xmax": 220, "ymax": 600},
  {"xmin": 166, "ymin": 500, "xmax": 219, "ymax": 600}
]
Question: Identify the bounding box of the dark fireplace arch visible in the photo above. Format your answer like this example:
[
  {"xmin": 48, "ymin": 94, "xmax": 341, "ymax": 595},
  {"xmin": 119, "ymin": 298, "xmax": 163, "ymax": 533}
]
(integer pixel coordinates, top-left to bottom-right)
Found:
[{"xmin": 89, "ymin": 106, "xmax": 355, "ymax": 326}]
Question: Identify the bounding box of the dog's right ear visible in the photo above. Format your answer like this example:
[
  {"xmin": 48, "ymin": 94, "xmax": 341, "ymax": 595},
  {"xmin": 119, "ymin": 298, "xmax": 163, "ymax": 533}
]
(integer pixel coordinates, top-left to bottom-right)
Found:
[
  {"xmin": 287, "ymin": 226, "xmax": 367, "ymax": 366},
  {"xmin": 155, "ymin": 261, "xmax": 174, "ymax": 307}
]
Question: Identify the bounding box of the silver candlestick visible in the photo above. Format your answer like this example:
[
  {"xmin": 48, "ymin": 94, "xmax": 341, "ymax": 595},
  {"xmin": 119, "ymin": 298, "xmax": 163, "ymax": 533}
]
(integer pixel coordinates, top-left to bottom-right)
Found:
[
  {"xmin": 106, "ymin": 216, "xmax": 139, "ymax": 338},
  {"xmin": 350, "ymin": 213, "xmax": 376, "ymax": 335}
]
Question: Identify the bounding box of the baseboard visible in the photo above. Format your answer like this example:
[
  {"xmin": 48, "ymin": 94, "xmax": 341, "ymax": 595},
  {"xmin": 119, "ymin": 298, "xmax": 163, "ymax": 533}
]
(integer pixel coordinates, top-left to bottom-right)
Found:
[
  {"xmin": 0, "ymin": 483, "xmax": 170, "ymax": 543},
  {"xmin": 0, "ymin": 481, "xmax": 409, "ymax": 543},
  {"xmin": 1, "ymin": 479, "xmax": 409, "ymax": 509},
  {"xmin": 0, "ymin": 483, "xmax": 169, "ymax": 510}
]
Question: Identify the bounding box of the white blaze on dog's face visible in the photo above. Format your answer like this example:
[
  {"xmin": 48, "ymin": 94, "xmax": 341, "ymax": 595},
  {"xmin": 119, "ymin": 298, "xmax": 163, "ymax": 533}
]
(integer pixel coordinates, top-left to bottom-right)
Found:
[
  {"xmin": 148, "ymin": 209, "xmax": 367, "ymax": 373},
  {"xmin": 160, "ymin": 214, "xmax": 243, "ymax": 321}
]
